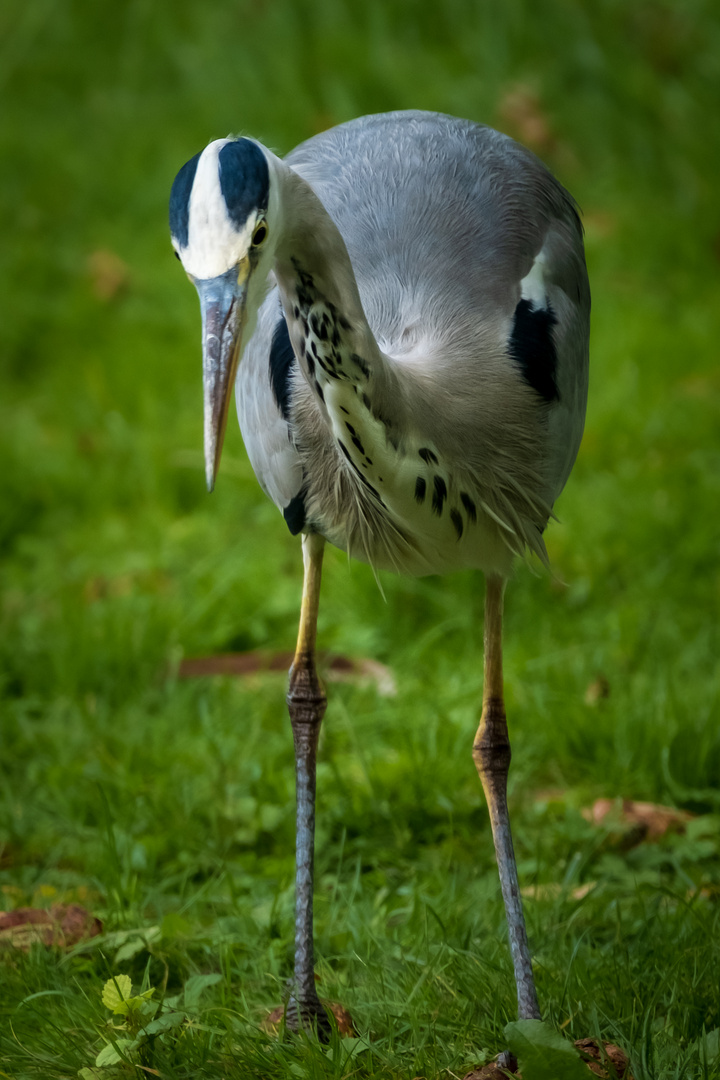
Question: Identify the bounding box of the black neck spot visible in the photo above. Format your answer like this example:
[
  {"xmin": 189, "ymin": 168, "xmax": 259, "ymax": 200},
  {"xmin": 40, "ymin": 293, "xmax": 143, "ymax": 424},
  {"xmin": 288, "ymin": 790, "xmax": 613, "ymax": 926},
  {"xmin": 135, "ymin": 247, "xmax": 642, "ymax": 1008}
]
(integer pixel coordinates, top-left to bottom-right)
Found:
[
  {"xmin": 432, "ymin": 476, "xmax": 447, "ymax": 516},
  {"xmin": 450, "ymin": 508, "xmax": 464, "ymax": 540},
  {"xmin": 460, "ymin": 492, "xmax": 477, "ymax": 523}
]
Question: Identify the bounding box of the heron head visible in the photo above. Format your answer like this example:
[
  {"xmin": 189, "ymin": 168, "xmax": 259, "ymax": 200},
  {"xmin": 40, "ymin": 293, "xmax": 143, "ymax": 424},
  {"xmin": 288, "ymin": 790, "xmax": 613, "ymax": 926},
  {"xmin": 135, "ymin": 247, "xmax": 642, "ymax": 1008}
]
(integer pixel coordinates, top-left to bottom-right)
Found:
[{"xmin": 170, "ymin": 137, "xmax": 277, "ymax": 491}]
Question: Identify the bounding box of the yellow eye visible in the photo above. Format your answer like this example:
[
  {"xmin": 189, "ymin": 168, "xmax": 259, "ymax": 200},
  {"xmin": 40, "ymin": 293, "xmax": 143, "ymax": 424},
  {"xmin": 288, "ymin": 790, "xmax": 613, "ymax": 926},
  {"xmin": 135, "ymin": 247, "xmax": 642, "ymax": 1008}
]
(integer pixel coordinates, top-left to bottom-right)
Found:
[{"xmin": 251, "ymin": 221, "xmax": 268, "ymax": 247}]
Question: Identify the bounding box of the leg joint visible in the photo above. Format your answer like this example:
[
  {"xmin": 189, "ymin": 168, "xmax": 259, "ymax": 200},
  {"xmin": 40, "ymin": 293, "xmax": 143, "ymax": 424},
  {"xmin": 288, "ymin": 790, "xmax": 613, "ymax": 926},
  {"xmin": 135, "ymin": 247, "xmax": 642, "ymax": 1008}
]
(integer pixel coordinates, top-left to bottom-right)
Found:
[
  {"xmin": 472, "ymin": 696, "xmax": 511, "ymax": 781},
  {"xmin": 287, "ymin": 654, "xmax": 327, "ymax": 727}
]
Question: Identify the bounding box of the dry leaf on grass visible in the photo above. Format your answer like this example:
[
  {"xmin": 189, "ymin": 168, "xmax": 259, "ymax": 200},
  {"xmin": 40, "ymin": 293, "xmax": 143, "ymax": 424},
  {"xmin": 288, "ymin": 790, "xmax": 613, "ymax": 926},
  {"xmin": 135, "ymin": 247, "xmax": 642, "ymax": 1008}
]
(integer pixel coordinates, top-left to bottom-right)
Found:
[
  {"xmin": 575, "ymin": 1038, "xmax": 633, "ymax": 1079},
  {"xmin": 326, "ymin": 1002, "xmax": 354, "ymax": 1035},
  {"xmin": 0, "ymin": 904, "xmax": 102, "ymax": 950},
  {"xmin": 178, "ymin": 651, "xmax": 396, "ymax": 696},
  {"xmin": 87, "ymin": 249, "xmax": 130, "ymax": 301},
  {"xmin": 583, "ymin": 798, "xmax": 691, "ymax": 842},
  {"xmin": 584, "ymin": 676, "xmax": 610, "ymax": 705},
  {"xmin": 582, "ymin": 212, "xmax": 618, "ymax": 242},
  {"xmin": 497, "ymin": 84, "xmax": 555, "ymax": 154},
  {"xmin": 521, "ymin": 881, "xmax": 596, "ymax": 902}
]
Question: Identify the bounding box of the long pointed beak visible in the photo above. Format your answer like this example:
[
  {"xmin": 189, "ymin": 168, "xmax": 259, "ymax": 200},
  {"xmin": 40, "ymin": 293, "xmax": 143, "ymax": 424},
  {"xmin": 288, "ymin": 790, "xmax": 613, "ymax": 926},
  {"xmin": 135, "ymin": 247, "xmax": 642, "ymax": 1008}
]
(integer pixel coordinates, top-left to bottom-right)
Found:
[{"xmin": 196, "ymin": 261, "xmax": 249, "ymax": 492}]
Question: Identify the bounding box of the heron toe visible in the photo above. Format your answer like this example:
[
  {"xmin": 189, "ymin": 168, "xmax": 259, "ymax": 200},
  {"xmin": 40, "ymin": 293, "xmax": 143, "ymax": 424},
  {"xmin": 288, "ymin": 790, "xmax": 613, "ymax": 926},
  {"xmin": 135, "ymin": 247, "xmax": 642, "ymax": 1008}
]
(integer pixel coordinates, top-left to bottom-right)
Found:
[
  {"xmin": 264, "ymin": 999, "xmax": 354, "ymax": 1042},
  {"xmin": 462, "ymin": 1061, "xmax": 518, "ymax": 1079}
]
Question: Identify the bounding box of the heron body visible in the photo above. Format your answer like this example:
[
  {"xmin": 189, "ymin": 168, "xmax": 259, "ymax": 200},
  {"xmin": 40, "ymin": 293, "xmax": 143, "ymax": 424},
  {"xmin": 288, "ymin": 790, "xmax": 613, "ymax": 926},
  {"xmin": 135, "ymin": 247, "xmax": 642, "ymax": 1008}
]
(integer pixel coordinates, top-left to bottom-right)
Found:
[{"xmin": 170, "ymin": 110, "xmax": 590, "ymax": 1047}]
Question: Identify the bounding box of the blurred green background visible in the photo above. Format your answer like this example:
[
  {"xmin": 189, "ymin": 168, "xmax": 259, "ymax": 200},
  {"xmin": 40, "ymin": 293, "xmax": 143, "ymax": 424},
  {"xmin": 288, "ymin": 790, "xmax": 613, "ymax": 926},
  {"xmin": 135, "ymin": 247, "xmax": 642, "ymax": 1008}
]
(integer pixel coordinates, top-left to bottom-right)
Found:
[{"xmin": 1, "ymin": 1, "xmax": 720, "ymax": 1078}]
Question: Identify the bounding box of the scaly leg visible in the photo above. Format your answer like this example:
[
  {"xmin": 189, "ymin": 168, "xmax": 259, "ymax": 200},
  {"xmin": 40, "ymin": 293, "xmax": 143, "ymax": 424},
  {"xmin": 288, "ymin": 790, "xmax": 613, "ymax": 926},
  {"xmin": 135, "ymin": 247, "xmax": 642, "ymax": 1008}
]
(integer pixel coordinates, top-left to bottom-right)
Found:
[
  {"xmin": 285, "ymin": 532, "xmax": 331, "ymax": 1039},
  {"xmin": 473, "ymin": 575, "xmax": 540, "ymax": 1049}
]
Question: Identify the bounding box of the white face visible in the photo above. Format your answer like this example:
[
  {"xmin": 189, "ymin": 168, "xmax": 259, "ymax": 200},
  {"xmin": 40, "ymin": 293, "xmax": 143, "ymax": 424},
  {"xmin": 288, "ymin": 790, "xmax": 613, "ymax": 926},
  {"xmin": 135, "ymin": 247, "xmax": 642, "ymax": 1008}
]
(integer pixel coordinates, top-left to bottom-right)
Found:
[{"xmin": 172, "ymin": 138, "xmax": 279, "ymax": 282}]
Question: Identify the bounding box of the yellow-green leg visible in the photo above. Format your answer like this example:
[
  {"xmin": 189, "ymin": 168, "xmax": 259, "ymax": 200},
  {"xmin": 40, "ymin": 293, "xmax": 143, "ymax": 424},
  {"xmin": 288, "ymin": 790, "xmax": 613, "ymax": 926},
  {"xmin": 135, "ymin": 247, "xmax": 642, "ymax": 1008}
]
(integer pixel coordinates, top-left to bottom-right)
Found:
[{"xmin": 473, "ymin": 576, "xmax": 540, "ymax": 1065}]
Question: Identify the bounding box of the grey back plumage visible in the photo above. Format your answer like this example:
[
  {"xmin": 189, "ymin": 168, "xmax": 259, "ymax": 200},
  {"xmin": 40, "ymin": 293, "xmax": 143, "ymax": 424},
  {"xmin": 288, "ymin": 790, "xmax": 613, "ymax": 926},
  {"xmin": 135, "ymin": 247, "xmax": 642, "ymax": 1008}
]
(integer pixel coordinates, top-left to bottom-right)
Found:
[{"xmin": 237, "ymin": 111, "xmax": 589, "ymax": 576}]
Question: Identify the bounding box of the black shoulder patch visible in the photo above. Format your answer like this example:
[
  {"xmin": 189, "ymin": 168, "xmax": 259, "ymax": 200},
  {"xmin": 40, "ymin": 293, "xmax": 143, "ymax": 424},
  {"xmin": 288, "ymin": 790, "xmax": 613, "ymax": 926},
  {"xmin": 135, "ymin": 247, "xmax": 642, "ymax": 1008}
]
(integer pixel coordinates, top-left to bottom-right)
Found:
[
  {"xmin": 169, "ymin": 152, "xmax": 201, "ymax": 247},
  {"xmin": 269, "ymin": 317, "xmax": 296, "ymax": 421},
  {"xmin": 283, "ymin": 489, "xmax": 306, "ymax": 535},
  {"xmin": 509, "ymin": 299, "xmax": 560, "ymax": 403},
  {"xmin": 218, "ymin": 139, "xmax": 269, "ymax": 228}
]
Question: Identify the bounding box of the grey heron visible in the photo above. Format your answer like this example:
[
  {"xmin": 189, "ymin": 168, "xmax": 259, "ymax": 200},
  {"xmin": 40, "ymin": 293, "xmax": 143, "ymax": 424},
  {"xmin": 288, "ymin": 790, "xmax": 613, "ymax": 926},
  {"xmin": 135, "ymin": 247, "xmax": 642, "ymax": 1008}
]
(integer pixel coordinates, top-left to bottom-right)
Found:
[{"xmin": 169, "ymin": 110, "xmax": 590, "ymax": 1046}]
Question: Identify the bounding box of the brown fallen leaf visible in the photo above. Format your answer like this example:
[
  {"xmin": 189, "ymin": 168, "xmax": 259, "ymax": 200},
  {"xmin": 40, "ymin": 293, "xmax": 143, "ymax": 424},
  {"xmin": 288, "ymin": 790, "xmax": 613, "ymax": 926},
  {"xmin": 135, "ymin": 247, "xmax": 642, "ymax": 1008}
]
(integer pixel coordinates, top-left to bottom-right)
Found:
[
  {"xmin": 178, "ymin": 651, "xmax": 396, "ymax": 696},
  {"xmin": 497, "ymin": 84, "xmax": 555, "ymax": 155},
  {"xmin": 88, "ymin": 249, "xmax": 130, "ymax": 301},
  {"xmin": 57, "ymin": 903, "xmax": 103, "ymax": 945},
  {"xmin": 521, "ymin": 881, "xmax": 596, "ymax": 902},
  {"xmin": 312, "ymin": 111, "xmax": 336, "ymax": 135},
  {"xmin": 84, "ymin": 574, "xmax": 135, "ymax": 603},
  {"xmin": 582, "ymin": 211, "xmax": 618, "ymax": 243},
  {"xmin": 532, "ymin": 787, "xmax": 567, "ymax": 804},
  {"xmin": 585, "ymin": 676, "xmax": 610, "ymax": 705},
  {"xmin": 0, "ymin": 843, "xmax": 20, "ymax": 870},
  {"xmin": 263, "ymin": 1001, "xmax": 354, "ymax": 1036},
  {"xmin": 0, "ymin": 904, "xmax": 102, "ymax": 950},
  {"xmin": 575, "ymin": 1038, "xmax": 633, "ymax": 1079},
  {"xmin": 180, "ymin": 651, "xmax": 295, "ymax": 677},
  {"xmin": 679, "ymin": 374, "xmax": 720, "ymax": 399},
  {"xmin": 584, "ymin": 798, "xmax": 691, "ymax": 842},
  {"xmin": 326, "ymin": 1002, "xmax": 354, "ymax": 1035},
  {"xmin": 0, "ymin": 908, "xmax": 55, "ymax": 950},
  {"xmin": 324, "ymin": 655, "xmax": 396, "ymax": 696}
]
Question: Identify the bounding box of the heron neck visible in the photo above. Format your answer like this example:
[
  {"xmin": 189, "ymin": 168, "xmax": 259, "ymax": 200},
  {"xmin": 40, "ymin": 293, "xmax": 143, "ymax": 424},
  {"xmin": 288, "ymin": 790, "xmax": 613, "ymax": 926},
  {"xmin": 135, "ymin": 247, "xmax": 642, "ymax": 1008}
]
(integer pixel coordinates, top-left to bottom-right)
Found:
[
  {"xmin": 272, "ymin": 165, "xmax": 391, "ymax": 394},
  {"xmin": 268, "ymin": 164, "xmax": 411, "ymax": 508}
]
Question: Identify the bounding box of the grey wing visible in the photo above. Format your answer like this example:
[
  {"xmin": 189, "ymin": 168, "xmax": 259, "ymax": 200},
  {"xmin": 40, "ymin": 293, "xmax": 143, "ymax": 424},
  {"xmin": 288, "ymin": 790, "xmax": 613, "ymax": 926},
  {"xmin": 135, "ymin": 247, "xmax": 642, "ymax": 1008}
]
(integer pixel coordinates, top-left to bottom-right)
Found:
[
  {"xmin": 540, "ymin": 222, "xmax": 591, "ymax": 503},
  {"xmin": 236, "ymin": 290, "xmax": 305, "ymax": 530}
]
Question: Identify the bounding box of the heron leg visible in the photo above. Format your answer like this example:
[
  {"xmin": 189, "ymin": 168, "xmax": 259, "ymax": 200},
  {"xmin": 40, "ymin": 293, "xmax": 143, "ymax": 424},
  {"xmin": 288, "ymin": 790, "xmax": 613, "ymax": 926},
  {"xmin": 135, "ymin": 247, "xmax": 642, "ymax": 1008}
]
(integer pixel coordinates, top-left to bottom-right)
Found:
[
  {"xmin": 285, "ymin": 532, "xmax": 331, "ymax": 1039},
  {"xmin": 473, "ymin": 574, "xmax": 540, "ymax": 1033}
]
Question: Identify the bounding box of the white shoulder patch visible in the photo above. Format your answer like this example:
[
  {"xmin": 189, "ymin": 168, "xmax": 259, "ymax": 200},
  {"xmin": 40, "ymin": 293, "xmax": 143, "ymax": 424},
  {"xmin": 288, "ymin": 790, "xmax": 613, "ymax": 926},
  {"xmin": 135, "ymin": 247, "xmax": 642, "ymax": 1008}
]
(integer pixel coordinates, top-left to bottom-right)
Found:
[{"xmin": 519, "ymin": 245, "xmax": 549, "ymax": 310}]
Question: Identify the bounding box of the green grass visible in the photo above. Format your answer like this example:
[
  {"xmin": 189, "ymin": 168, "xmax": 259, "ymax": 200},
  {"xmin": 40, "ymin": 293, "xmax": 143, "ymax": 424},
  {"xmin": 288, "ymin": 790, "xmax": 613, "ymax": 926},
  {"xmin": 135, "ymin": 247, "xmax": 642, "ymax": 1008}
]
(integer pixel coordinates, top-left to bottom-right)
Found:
[{"xmin": 2, "ymin": 0, "xmax": 720, "ymax": 1077}]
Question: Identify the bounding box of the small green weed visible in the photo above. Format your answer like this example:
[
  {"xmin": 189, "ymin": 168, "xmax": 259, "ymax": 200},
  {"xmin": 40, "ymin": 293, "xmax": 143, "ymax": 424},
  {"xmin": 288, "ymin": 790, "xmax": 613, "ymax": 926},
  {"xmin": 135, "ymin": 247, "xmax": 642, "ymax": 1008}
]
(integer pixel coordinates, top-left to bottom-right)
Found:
[{"xmin": 80, "ymin": 972, "xmax": 224, "ymax": 1078}]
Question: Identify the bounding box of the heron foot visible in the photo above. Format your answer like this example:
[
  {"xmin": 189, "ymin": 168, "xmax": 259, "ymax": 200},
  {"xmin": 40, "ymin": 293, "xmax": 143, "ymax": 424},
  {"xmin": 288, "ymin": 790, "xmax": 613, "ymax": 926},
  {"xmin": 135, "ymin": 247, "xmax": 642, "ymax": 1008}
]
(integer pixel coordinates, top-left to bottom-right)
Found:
[
  {"xmin": 461, "ymin": 1056, "xmax": 518, "ymax": 1079},
  {"xmin": 286, "ymin": 995, "xmax": 333, "ymax": 1042},
  {"xmin": 462, "ymin": 1038, "xmax": 633, "ymax": 1079},
  {"xmin": 264, "ymin": 999, "xmax": 354, "ymax": 1042}
]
